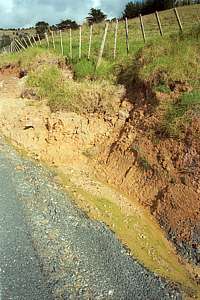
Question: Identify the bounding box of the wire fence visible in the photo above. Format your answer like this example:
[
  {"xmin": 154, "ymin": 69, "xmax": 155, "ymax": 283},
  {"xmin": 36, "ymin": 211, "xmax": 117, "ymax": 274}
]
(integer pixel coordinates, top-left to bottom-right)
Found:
[{"xmin": 1, "ymin": 6, "xmax": 200, "ymax": 68}]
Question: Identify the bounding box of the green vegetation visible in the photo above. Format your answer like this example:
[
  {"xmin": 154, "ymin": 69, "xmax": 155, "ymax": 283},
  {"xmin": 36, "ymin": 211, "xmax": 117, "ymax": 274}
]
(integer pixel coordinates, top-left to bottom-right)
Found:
[
  {"xmin": 1, "ymin": 6, "xmax": 200, "ymax": 298},
  {"xmin": 137, "ymin": 156, "xmax": 152, "ymax": 171},
  {"xmin": 35, "ymin": 21, "xmax": 49, "ymax": 38},
  {"xmin": 154, "ymin": 84, "xmax": 171, "ymax": 93},
  {"xmin": 161, "ymin": 90, "xmax": 200, "ymax": 137},
  {"xmin": 139, "ymin": 28, "xmax": 200, "ymax": 87},
  {"xmin": 0, "ymin": 47, "xmax": 62, "ymax": 69},
  {"xmin": 26, "ymin": 65, "xmax": 124, "ymax": 113},
  {"xmin": 87, "ymin": 8, "xmax": 107, "ymax": 24}
]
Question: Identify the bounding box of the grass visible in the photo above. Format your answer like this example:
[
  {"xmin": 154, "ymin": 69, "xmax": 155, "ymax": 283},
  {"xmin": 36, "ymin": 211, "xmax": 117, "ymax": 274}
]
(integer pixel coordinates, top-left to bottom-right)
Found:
[
  {"xmin": 26, "ymin": 64, "xmax": 124, "ymax": 113},
  {"xmin": 0, "ymin": 47, "xmax": 63, "ymax": 70},
  {"xmin": 161, "ymin": 90, "xmax": 200, "ymax": 137},
  {"xmin": 140, "ymin": 32, "xmax": 200, "ymax": 88}
]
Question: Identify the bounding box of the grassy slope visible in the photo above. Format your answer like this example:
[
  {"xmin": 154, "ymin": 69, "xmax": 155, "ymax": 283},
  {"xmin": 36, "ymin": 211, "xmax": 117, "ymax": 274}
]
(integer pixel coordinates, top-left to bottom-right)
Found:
[{"xmin": 38, "ymin": 4, "xmax": 200, "ymax": 79}]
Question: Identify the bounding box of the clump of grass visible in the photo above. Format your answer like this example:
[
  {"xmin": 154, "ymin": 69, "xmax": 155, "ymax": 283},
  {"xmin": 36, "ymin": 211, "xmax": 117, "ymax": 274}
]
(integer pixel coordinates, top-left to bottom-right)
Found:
[
  {"xmin": 154, "ymin": 84, "xmax": 171, "ymax": 94},
  {"xmin": 161, "ymin": 90, "xmax": 200, "ymax": 138},
  {"xmin": 26, "ymin": 65, "xmax": 125, "ymax": 114},
  {"xmin": 137, "ymin": 156, "xmax": 152, "ymax": 171},
  {"xmin": 26, "ymin": 65, "xmax": 62, "ymax": 98},
  {"xmin": 73, "ymin": 59, "xmax": 95, "ymax": 79},
  {"xmin": 72, "ymin": 58, "xmax": 117, "ymax": 81}
]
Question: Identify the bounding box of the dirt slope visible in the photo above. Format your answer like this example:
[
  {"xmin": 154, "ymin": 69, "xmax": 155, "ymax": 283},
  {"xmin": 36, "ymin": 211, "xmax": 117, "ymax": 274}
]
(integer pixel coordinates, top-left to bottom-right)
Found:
[{"xmin": 0, "ymin": 67, "xmax": 200, "ymax": 296}]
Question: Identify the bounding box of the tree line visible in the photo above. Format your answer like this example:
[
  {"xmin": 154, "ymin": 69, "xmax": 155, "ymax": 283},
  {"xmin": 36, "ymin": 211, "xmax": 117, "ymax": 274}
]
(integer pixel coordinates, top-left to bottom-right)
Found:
[{"xmin": 123, "ymin": 0, "xmax": 200, "ymax": 19}]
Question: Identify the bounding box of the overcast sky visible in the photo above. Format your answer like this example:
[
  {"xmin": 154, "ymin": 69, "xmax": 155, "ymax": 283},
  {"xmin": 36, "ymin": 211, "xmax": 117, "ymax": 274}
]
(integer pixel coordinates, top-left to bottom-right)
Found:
[{"xmin": 0, "ymin": 0, "xmax": 128, "ymax": 29}]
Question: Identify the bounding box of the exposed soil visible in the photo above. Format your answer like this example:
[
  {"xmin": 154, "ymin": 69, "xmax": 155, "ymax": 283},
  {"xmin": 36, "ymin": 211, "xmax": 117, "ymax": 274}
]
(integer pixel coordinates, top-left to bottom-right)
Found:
[
  {"xmin": 93, "ymin": 86, "xmax": 200, "ymax": 266},
  {"xmin": 0, "ymin": 65, "xmax": 200, "ymax": 296}
]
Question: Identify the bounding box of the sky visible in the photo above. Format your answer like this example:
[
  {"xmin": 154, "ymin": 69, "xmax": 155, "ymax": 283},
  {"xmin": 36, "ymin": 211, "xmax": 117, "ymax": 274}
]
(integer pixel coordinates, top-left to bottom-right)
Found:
[{"xmin": 0, "ymin": 0, "xmax": 128, "ymax": 29}]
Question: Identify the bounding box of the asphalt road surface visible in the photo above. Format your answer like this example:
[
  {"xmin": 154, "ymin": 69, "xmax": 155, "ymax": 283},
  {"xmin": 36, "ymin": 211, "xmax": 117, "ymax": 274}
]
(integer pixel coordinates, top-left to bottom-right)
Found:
[{"xmin": 0, "ymin": 137, "xmax": 182, "ymax": 299}]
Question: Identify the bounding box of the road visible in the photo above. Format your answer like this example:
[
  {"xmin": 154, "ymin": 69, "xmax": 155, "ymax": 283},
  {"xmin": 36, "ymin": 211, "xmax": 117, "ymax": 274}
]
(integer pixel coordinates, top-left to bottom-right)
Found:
[{"xmin": 0, "ymin": 137, "xmax": 182, "ymax": 299}]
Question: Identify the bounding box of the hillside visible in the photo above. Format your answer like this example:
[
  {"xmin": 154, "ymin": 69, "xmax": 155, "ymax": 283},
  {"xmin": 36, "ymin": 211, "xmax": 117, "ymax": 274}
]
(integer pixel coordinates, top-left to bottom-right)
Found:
[{"xmin": 0, "ymin": 5, "xmax": 200, "ymax": 299}]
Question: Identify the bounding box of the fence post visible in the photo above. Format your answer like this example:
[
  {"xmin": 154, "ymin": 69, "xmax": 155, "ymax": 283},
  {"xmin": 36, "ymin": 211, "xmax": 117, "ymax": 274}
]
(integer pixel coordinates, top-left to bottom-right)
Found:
[
  {"xmin": 45, "ymin": 33, "xmax": 50, "ymax": 48},
  {"xmin": 69, "ymin": 28, "xmax": 72, "ymax": 59},
  {"xmin": 174, "ymin": 8, "xmax": 183, "ymax": 31},
  {"xmin": 139, "ymin": 14, "xmax": 146, "ymax": 43},
  {"xmin": 51, "ymin": 31, "xmax": 55, "ymax": 49},
  {"xmin": 60, "ymin": 30, "xmax": 64, "ymax": 55},
  {"xmin": 88, "ymin": 24, "xmax": 93, "ymax": 60},
  {"xmin": 125, "ymin": 17, "xmax": 129, "ymax": 54},
  {"xmin": 37, "ymin": 34, "xmax": 42, "ymax": 45},
  {"xmin": 23, "ymin": 37, "xmax": 29, "ymax": 48},
  {"xmin": 13, "ymin": 41, "xmax": 18, "ymax": 52},
  {"xmin": 79, "ymin": 26, "xmax": 82, "ymax": 60},
  {"xmin": 10, "ymin": 41, "xmax": 13, "ymax": 53},
  {"xmin": 32, "ymin": 35, "xmax": 38, "ymax": 47},
  {"xmin": 14, "ymin": 41, "xmax": 21, "ymax": 52},
  {"xmin": 114, "ymin": 19, "xmax": 118, "ymax": 59},
  {"xmin": 96, "ymin": 22, "xmax": 109, "ymax": 69},
  {"xmin": 155, "ymin": 11, "xmax": 163, "ymax": 37},
  {"xmin": 28, "ymin": 36, "xmax": 33, "ymax": 47}
]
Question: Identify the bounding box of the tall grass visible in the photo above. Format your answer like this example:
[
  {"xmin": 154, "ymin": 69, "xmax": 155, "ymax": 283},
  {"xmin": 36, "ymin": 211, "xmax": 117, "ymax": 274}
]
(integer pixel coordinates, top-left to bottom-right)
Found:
[{"xmin": 26, "ymin": 65, "xmax": 125, "ymax": 113}]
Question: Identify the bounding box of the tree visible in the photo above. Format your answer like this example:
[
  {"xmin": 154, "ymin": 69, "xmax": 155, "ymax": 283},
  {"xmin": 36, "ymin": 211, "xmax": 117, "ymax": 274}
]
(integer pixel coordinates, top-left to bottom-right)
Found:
[
  {"xmin": 122, "ymin": 0, "xmax": 177, "ymax": 19},
  {"xmin": 56, "ymin": 19, "xmax": 79, "ymax": 30},
  {"xmin": 35, "ymin": 21, "xmax": 49, "ymax": 38},
  {"xmin": 123, "ymin": 1, "xmax": 143, "ymax": 18},
  {"xmin": 87, "ymin": 8, "xmax": 107, "ymax": 24}
]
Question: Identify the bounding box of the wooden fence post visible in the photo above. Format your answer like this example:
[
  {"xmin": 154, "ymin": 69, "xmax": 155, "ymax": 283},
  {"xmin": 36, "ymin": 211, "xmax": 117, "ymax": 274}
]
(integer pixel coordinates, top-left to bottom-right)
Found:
[
  {"xmin": 13, "ymin": 41, "xmax": 18, "ymax": 52},
  {"xmin": 23, "ymin": 37, "xmax": 29, "ymax": 48},
  {"xmin": 174, "ymin": 8, "xmax": 183, "ymax": 31},
  {"xmin": 32, "ymin": 35, "xmax": 38, "ymax": 47},
  {"xmin": 14, "ymin": 41, "xmax": 21, "ymax": 52},
  {"xmin": 60, "ymin": 30, "xmax": 64, "ymax": 55},
  {"xmin": 88, "ymin": 25, "xmax": 93, "ymax": 60},
  {"xmin": 139, "ymin": 14, "xmax": 146, "ymax": 43},
  {"xmin": 69, "ymin": 28, "xmax": 72, "ymax": 59},
  {"xmin": 45, "ymin": 33, "xmax": 50, "ymax": 48},
  {"xmin": 79, "ymin": 26, "xmax": 82, "ymax": 60},
  {"xmin": 37, "ymin": 34, "xmax": 42, "ymax": 45},
  {"xmin": 10, "ymin": 41, "xmax": 13, "ymax": 53},
  {"xmin": 125, "ymin": 17, "xmax": 129, "ymax": 54},
  {"xmin": 114, "ymin": 19, "xmax": 118, "ymax": 59},
  {"xmin": 15, "ymin": 43, "xmax": 20, "ymax": 52},
  {"xmin": 96, "ymin": 22, "xmax": 109, "ymax": 69},
  {"xmin": 51, "ymin": 31, "xmax": 55, "ymax": 49},
  {"xmin": 155, "ymin": 11, "xmax": 163, "ymax": 37},
  {"xmin": 28, "ymin": 36, "xmax": 33, "ymax": 47}
]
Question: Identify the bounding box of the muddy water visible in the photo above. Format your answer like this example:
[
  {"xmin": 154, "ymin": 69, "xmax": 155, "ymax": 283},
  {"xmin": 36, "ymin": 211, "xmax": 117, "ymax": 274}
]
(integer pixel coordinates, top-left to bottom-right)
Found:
[{"xmin": 0, "ymin": 137, "xmax": 183, "ymax": 299}]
